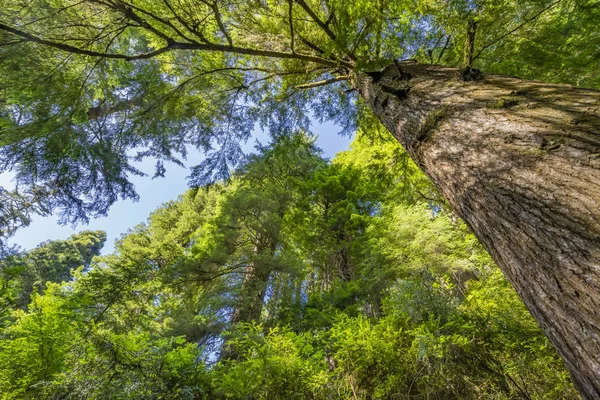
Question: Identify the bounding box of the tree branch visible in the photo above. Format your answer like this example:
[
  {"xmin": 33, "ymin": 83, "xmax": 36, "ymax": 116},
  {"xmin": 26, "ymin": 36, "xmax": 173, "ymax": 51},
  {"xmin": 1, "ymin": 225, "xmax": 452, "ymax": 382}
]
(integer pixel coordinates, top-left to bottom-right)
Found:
[
  {"xmin": 436, "ymin": 35, "xmax": 451, "ymax": 64},
  {"xmin": 112, "ymin": 1, "xmax": 173, "ymax": 42},
  {"xmin": 288, "ymin": 0, "xmax": 295, "ymax": 54},
  {"xmin": 0, "ymin": 22, "xmax": 172, "ymax": 60},
  {"xmin": 298, "ymin": 34, "xmax": 327, "ymax": 55},
  {"xmin": 162, "ymin": 0, "xmax": 210, "ymax": 43},
  {"xmin": 116, "ymin": 0, "xmax": 199, "ymax": 43},
  {"xmin": 297, "ymin": 34, "xmax": 352, "ymax": 68},
  {"xmin": 295, "ymin": 0, "xmax": 336, "ymax": 41},
  {"xmin": 473, "ymin": 0, "xmax": 562, "ymax": 61},
  {"xmin": 295, "ymin": 75, "xmax": 349, "ymax": 89},
  {"xmin": 198, "ymin": 0, "xmax": 233, "ymax": 45},
  {"xmin": 0, "ymin": 23, "xmax": 345, "ymax": 67},
  {"xmin": 295, "ymin": 0, "xmax": 356, "ymax": 61}
]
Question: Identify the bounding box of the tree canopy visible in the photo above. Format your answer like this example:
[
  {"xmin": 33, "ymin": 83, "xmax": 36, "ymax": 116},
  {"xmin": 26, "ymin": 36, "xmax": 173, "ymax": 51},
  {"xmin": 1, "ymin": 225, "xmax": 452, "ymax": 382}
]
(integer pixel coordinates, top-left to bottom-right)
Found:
[
  {"xmin": 0, "ymin": 130, "xmax": 579, "ymax": 398},
  {"xmin": 0, "ymin": 0, "xmax": 598, "ymax": 243},
  {"xmin": 1, "ymin": 1, "xmax": 599, "ymax": 397}
]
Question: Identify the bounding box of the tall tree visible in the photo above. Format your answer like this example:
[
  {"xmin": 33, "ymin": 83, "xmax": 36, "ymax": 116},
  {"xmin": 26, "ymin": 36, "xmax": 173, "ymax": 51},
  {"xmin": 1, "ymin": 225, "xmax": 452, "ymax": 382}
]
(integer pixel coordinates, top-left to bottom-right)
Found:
[
  {"xmin": 0, "ymin": 0, "xmax": 598, "ymax": 395},
  {"xmin": 0, "ymin": 131, "xmax": 579, "ymax": 398},
  {"xmin": 0, "ymin": 230, "xmax": 106, "ymax": 311}
]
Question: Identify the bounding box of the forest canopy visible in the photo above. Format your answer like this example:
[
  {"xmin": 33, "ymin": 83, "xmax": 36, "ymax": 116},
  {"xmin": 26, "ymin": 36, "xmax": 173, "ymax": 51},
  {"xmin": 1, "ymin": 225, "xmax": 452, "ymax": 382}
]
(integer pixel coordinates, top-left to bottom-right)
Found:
[
  {"xmin": 0, "ymin": 0, "xmax": 598, "ymax": 244},
  {"xmin": 0, "ymin": 129, "xmax": 579, "ymax": 398},
  {"xmin": 1, "ymin": 0, "xmax": 599, "ymax": 398}
]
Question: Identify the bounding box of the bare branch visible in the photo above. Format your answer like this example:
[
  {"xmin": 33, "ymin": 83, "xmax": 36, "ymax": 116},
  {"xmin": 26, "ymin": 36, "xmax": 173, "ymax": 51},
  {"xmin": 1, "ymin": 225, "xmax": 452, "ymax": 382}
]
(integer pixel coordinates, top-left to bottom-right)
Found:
[
  {"xmin": 436, "ymin": 35, "xmax": 451, "ymax": 64},
  {"xmin": 295, "ymin": 75, "xmax": 349, "ymax": 89}
]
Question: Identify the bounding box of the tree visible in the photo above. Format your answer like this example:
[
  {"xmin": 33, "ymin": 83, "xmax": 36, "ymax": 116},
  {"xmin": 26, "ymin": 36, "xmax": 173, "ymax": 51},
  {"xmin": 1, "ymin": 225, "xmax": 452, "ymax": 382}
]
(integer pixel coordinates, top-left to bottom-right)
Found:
[
  {"xmin": 0, "ymin": 0, "xmax": 598, "ymax": 396},
  {"xmin": 0, "ymin": 230, "xmax": 106, "ymax": 311},
  {"xmin": 0, "ymin": 131, "xmax": 579, "ymax": 398}
]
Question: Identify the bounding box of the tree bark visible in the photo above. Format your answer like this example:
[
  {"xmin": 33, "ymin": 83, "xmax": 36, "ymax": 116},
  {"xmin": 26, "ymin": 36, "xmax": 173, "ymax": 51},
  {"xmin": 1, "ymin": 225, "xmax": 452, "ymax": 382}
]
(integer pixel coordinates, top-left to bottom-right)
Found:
[
  {"xmin": 230, "ymin": 263, "xmax": 269, "ymax": 325},
  {"xmin": 358, "ymin": 63, "xmax": 600, "ymax": 398}
]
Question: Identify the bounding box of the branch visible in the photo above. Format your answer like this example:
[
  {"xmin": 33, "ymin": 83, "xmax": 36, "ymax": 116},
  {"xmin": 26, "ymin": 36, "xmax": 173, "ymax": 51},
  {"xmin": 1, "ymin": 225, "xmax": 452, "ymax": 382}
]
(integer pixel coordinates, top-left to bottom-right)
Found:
[
  {"xmin": 211, "ymin": 1, "xmax": 233, "ymax": 46},
  {"xmin": 198, "ymin": 0, "xmax": 233, "ymax": 45},
  {"xmin": 295, "ymin": 75, "xmax": 349, "ymax": 89},
  {"xmin": 0, "ymin": 23, "xmax": 344, "ymax": 67},
  {"xmin": 427, "ymin": 35, "xmax": 444, "ymax": 64},
  {"xmin": 297, "ymin": 34, "xmax": 352, "ymax": 68},
  {"xmin": 0, "ymin": 22, "xmax": 172, "ymax": 60},
  {"xmin": 288, "ymin": 0, "xmax": 295, "ymax": 54},
  {"xmin": 298, "ymin": 34, "xmax": 327, "ymax": 55},
  {"xmin": 436, "ymin": 35, "xmax": 451, "ymax": 64},
  {"xmin": 162, "ymin": 0, "xmax": 210, "ymax": 43},
  {"xmin": 112, "ymin": 1, "xmax": 173, "ymax": 42},
  {"xmin": 295, "ymin": 0, "xmax": 356, "ymax": 61},
  {"xmin": 295, "ymin": 0, "xmax": 337, "ymax": 41},
  {"xmin": 375, "ymin": 0, "xmax": 386, "ymax": 57},
  {"xmin": 473, "ymin": 0, "xmax": 562, "ymax": 60},
  {"xmin": 87, "ymin": 98, "xmax": 139, "ymax": 120},
  {"xmin": 350, "ymin": 18, "xmax": 374, "ymax": 55},
  {"xmin": 116, "ymin": 0, "xmax": 199, "ymax": 43}
]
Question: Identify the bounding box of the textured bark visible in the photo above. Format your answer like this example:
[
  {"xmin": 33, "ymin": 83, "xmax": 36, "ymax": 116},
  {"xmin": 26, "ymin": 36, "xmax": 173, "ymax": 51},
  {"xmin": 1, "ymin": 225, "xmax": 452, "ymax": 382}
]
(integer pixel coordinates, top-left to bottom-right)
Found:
[
  {"xmin": 358, "ymin": 63, "xmax": 600, "ymax": 398},
  {"xmin": 463, "ymin": 18, "xmax": 477, "ymax": 69},
  {"xmin": 230, "ymin": 263, "xmax": 269, "ymax": 325}
]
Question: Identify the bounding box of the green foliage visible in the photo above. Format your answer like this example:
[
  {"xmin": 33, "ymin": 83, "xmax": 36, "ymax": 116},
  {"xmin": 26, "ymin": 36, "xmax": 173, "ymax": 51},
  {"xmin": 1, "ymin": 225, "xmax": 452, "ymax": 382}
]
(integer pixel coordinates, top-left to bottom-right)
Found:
[
  {"xmin": 0, "ymin": 130, "xmax": 578, "ymax": 398},
  {"xmin": 0, "ymin": 284, "xmax": 75, "ymax": 399},
  {"xmin": 0, "ymin": 1, "xmax": 592, "ymax": 397},
  {"xmin": 0, "ymin": 230, "xmax": 106, "ymax": 315},
  {"xmin": 1, "ymin": 0, "xmax": 596, "ymax": 233},
  {"xmin": 214, "ymin": 324, "xmax": 328, "ymax": 399}
]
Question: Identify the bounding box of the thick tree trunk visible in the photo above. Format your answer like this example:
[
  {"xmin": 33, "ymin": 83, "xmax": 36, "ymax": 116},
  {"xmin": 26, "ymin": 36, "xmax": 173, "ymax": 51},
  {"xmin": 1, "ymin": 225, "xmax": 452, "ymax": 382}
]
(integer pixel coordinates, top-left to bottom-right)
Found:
[
  {"xmin": 231, "ymin": 263, "xmax": 269, "ymax": 325},
  {"xmin": 358, "ymin": 63, "xmax": 600, "ymax": 398}
]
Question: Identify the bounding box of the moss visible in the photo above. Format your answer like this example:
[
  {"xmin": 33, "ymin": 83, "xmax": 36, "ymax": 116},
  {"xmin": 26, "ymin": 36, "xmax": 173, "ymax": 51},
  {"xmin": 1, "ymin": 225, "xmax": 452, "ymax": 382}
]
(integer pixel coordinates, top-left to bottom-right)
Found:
[
  {"xmin": 518, "ymin": 148, "xmax": 545, "ymax": 157},
  {"xmin": 416, "ymin": 106, "xmax": 450, "ymax": 142},
  {"xmin": 486, "ymin": 96, "xmax": 520, "ymax": 109}
]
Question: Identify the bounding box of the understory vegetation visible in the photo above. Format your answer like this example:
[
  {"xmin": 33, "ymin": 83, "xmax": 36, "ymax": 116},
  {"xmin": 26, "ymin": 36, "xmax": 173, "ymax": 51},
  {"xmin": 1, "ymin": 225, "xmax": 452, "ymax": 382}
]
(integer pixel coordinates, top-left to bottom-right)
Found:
[{"xmin": 0, "ymin": 125, "xmax": 578, "ymax": 399}]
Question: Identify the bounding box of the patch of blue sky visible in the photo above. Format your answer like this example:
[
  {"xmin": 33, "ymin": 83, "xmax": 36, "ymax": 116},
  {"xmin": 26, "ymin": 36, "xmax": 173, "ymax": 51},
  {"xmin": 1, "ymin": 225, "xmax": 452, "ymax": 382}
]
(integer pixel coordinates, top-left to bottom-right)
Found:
[{"xmin": 3, "ymin": 120, "xmax": 352, "ymax": 254}]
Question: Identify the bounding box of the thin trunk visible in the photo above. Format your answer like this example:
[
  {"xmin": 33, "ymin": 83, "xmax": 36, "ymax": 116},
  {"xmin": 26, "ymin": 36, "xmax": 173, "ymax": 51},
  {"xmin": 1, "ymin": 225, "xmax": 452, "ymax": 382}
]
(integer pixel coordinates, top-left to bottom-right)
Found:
[
  {"xmin": 358, "ymin": 63, "xmax": 600, "ymax": 398},
  {"xmin": 220, "ymin": 261, "xmax": 270, "ymax": 361},
  {"xmin": 463, "ymin": 18, "xmax": 477, "ymax": 69}
]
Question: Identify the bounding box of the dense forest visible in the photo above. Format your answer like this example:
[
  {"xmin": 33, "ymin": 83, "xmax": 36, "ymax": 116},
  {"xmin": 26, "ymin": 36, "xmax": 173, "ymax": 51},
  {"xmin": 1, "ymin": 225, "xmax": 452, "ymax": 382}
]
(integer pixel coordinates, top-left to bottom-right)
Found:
[
  {"xmin": 0, "ymin": 129, "xmax": 580, "ymax": 398},
  {"xmin": 0, "ymin": 0, "xmax": 599, "ymax": 398}
]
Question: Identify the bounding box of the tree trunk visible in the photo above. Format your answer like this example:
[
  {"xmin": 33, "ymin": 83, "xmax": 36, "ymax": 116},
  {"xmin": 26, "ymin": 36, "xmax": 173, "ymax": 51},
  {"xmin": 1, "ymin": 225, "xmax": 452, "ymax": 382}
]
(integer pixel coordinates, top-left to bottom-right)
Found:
[
  {"xmin": 220, "ymin": 261, "xmax": 270, "ymax": 361},
  {"xmin": 358, "ymin": 63, "xmax": 600, "ymax": 398},
  {"xmin": 231, "ymin": 262, "xmax": 269, "ymax": 325}
]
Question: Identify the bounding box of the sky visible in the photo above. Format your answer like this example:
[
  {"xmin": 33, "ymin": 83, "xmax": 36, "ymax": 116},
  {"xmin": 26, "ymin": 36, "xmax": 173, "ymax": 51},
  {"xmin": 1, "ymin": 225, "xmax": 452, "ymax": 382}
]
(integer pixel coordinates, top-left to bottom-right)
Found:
[{"xmin": 1, "ymin": 121, "xmax": 352, "ymax": 254}]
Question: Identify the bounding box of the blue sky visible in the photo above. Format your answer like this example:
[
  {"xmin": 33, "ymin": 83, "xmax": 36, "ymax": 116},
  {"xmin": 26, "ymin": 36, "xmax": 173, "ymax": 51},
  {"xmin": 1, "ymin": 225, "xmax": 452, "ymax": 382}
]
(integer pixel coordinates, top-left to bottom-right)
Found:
[{"xmin": 1, "ymin": 121, "xmax": 352, "ymax": 254}]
